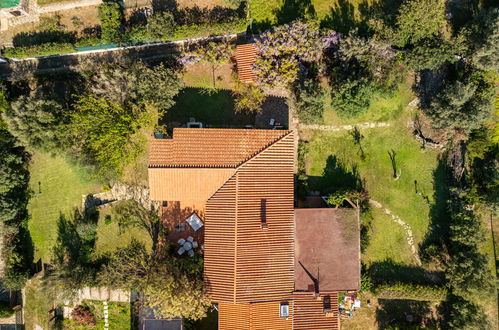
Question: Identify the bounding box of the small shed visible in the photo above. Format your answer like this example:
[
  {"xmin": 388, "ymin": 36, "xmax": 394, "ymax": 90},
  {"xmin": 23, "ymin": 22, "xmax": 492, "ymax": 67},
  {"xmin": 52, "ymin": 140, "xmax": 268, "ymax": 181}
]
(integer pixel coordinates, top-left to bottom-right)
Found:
[{"xmin": 234, "ymin": 43, "xmax": 258, "ymax": 83}]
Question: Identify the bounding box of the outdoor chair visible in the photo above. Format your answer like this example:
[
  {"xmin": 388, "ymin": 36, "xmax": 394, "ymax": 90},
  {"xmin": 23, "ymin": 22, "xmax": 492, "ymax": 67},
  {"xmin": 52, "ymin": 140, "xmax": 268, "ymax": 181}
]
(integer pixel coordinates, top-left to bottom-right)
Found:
[
  {"xmin": 192, "ymin": 241, "xmax": 198, "ymax": 249},
  {"xmin": 187, "ymin": 249, "xmax": 194, "ymax": 257},
  {"xmin": 187, "ymin": 236, "xmax": 194, "ymax": 242},
  {"xmin": 178, "ymin": 238, "xmax": 186, "ymax": 245},
  {"xmin": 177, "ymin": 247, "xmax": 185, "ymax": 255}
]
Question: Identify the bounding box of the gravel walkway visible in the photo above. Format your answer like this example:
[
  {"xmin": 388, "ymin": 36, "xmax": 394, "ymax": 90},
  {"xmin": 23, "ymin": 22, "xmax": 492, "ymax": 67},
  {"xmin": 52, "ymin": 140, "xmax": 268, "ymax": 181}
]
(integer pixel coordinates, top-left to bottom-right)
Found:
[{"xmin": 298, "ymin": 122, "xmax": 391, "ymax": 131}]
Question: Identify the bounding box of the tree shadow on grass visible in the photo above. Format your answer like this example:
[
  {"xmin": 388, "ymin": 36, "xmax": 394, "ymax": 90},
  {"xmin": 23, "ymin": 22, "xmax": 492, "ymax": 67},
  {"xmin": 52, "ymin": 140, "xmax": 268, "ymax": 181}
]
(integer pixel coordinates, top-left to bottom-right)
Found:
[
  {"xmin": 367, "ymin": 259, "xmax": 444, "ymax": 286},
  {"xmin": 275, "ymin": 0, "xmax": 316, "ymax": 25},
  {"xmin": 418, "ymin": 156, "xmax": 451, "ymax": 266},
  {"xmin": 161, "ymin": 87, "xmax": 255, "ymax": 130},
  {"xmin": 376, "ymin": 299, "xmax": 444, "ymax": 329},
  {"xmin": 319, "ymin": 0, "xmax": 370, "ymax": 35},
  {"xmin": 307, "ymin": 155, "xmax": 363, "ymax": 195}
]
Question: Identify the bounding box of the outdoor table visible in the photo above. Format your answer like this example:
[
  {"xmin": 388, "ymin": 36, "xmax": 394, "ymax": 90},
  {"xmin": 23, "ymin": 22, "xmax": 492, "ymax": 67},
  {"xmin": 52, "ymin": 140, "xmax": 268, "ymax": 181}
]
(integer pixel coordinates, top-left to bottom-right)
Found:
[{"xmin": 183, "ymin": 241, "xmax": 193, "ymax": 251}]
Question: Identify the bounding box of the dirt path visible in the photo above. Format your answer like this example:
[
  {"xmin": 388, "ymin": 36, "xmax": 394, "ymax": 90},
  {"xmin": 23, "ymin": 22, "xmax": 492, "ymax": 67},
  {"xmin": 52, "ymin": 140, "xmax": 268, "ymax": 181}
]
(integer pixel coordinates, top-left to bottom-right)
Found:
[
  {"xmin": 369, "ymin": 199, "xmax": 422, "ymax": 265},
  {"xmin": 298, "ymin": 122, "xmax": 391, "ymax": 131}
]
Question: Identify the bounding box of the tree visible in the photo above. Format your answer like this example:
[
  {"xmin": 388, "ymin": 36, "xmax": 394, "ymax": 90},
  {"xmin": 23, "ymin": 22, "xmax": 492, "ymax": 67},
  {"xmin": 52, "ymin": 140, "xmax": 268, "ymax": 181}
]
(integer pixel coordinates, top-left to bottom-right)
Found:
[
  {"xmin": 68, "ymin": 95, "xmax": 158, "ymax": 177},
  {"xmin": 147, "ymin": 12, "xmax": 176, "ymax": 40},
  {"xmin": 402, "ymin": 36, "xmax": 463, "ymax": 71},
  {"xmin": 2, "ymin": 95, "xmax": 64, "ymax": 151},
  {"xmin": 233, "ymin": 84, "xmax": 266, "ymax": 113},
  {"xmin": 86, "ymin": 60, "xmax": 181, "ymax": 112},
  {"xmin": 395, "ymin": 0, "xmax": 445, "ymax": 46},
  {"xmin": 291, "ymin": 78, "xmax": 325, "ymax": 124},
  {"xmin": 253, "ymin": 21, "xmax": 325, "ymax": 89},
  {"xmin": 100, "ymin": 241, "xmax": 210, "ymax": 320},
  {"xmin": 98, "ymin": 2, "xmax": 123, "ymax": 43},
  {"xmin": 112, "ymin": 200, "xmax": 160, "ymax": 250},
  {"xmin": 470, "ymin": 9, "xmax": 499, "ymax": 71},
  {"xmin": 427, "ymin": 73, "xmax": 494, "ymax": 132},
  {"xmin": 448, "ymin": 296, "xmax": 490, "ymax": 329},
  {"xmin": 331, "ymin": 78, "xmax": 377, "ymax": 118}
]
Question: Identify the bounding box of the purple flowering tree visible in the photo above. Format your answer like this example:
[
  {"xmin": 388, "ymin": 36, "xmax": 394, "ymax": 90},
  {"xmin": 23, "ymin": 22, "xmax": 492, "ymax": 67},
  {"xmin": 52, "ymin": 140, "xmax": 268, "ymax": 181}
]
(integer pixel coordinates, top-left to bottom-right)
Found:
[{"xmin": 253, "ymin": 21, "xmax": 337, "ymax": 90}]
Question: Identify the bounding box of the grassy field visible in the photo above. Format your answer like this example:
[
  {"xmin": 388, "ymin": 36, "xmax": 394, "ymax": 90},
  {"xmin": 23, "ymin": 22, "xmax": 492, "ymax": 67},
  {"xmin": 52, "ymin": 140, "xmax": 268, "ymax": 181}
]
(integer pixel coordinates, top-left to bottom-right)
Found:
[
  {"xmin": 250, "ymin": 0, "xmax": 371, "ymax": 29},
  {"xmin": 301, "ymin": 79, "xmax": 444, "ymax": 266},
  {"xmin": 28, "ymin": 152, "xmax": 101, "ymax": 263},
  {"xmin": 182, "ymin": 63, "xmax": 235, "ymax": 90},
  {"xmin": 93, "ymin": 203, "xmax": 153, "ymax": 257}
]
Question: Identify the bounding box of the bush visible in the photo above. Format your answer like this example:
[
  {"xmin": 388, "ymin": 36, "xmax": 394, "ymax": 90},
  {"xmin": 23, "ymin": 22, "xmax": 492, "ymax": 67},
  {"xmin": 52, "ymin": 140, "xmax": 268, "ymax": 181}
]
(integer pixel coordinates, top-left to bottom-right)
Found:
[
  {"xmin": 331, "ymin": 78, "xmax": 378, "ymax": 117},
  {"xmin": 148, "ymin": 12, "xmax": 177, "ymax": 41},
  {"xmin": 98, "ymin": 2, "xmax": 123, "ymax": 43},
  {"xmin": 374, "ymin": 282, "xmax": 447, "ymax": 301},
  {"xmin": 233, "ymin": 84, "xmax": 266, "ymax": 113},
  {"xmin": 3, "ymin": 43, "xmax": 75, "ymax": 58},
  {"xmin": 71, "ymin": 305, "xmax": 96, "ymax": 326},
  {"xmin": 0, "ymin": 302, "xmax": 14, "ymax": 318},
  {"xmin": 292, "ymin": 78, "xmax": 325, "ymax": 124}
]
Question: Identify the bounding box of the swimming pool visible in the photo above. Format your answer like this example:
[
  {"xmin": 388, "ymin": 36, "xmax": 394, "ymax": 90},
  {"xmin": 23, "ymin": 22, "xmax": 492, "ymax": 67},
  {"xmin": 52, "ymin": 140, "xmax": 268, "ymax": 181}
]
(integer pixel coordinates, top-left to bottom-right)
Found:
[{"xmin": 0, "ymin": 0, "xmax": 20, "ymax": 8}]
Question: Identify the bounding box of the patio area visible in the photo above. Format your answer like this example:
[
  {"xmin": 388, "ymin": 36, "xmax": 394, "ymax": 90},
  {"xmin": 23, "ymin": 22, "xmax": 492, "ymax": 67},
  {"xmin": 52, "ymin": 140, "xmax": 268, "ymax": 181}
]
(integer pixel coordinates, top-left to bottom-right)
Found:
[{"xmin": 160, "ymin": 201, "xmax": 205, "ymax": 256}]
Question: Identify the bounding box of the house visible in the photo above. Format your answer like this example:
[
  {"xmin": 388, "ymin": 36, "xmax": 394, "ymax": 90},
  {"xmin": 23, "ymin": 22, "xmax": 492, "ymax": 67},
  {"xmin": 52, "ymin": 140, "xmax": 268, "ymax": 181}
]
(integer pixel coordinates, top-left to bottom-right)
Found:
[{"xmin": 148, "ymin": 128, "xmax": 360, "ymax": 329}]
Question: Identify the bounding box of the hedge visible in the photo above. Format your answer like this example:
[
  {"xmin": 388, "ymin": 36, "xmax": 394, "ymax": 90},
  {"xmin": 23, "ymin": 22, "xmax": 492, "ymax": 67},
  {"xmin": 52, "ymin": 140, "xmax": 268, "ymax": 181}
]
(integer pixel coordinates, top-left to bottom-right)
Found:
[
  {"xmin": 374, "ymin": 282, "xmax": 448, "ymax": 301},
  {"xmin": 3, "ymin": 43, "xmax": 76, "ymax": 59}
]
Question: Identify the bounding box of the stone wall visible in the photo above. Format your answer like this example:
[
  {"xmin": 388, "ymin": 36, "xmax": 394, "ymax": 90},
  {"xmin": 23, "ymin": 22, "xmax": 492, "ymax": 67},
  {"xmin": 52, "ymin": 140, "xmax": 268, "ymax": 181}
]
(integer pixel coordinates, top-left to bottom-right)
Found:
[{"xmin": 38, "ymin": 0, "xmax": 102, "ymax": 13}]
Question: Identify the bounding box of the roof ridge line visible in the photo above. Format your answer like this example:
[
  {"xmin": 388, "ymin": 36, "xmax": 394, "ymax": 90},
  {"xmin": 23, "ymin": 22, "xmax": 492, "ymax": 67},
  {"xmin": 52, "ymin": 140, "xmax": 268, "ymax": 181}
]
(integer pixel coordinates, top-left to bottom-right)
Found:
[{"xmin": 235, "ymin": 130, "xmax": 293, "ymax": 168}]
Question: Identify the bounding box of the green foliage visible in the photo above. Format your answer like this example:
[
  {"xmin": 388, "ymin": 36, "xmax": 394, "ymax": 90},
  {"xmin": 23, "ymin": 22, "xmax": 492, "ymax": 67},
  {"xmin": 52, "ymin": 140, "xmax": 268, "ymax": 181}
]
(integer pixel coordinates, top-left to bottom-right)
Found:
[
  {"xmin": 374, "ymin": 282, "xmax": 447, "ymax": 301},
  {"xmin": 147, "ymin": 12, "xmax": 177, "ymax": 41},
  {"xmin": 224, "ymin": 0, "xmax": 243, "ymax": 9},
  {"xmin": 331, "ymin": 78, "xmax": 379, "ymax": 117},
  {"xmin": 447, "ymin": 296, "xmax": 491, "ymax": 329},
  {"xmin": 0, "ymin": 85, "xmax": 8, "ymax": 130},
  {"xmin": 2, "ymin": 42, "xmax": 75, "ymax": 58},
  {"xmin": 360, "ymin": 273, "xmax": 373, "ymax": 293},
  {"xmin": 3, "ymin": 95, "xmax": 64, "ymax": 151},
  {"xmin": 85, "ymin": 60, "xmax": 181, "ymax": 112},
  {"xmin": 68, "ymin": 95, "xmax": 157, "ymax": 177},
  {"xmin": 233, "ymin": 84, "xmax": 266, "ymax": 113},
  {"xmin": 292, "ymin": 78, "xmax": 325, "ymax": 124},
  {"xmin": 98, "ymin": 2, "xmax": 123, "ymax": 43},
  {"xmin": 100, "ymin": 241, "xmax": 210, "ymax": 320},
  {"xmin": 170, "ymin": 19, "xmax": 247, "ymax": 41},
  {"xmin": 427, "ymin": 72, "xmax": 494, "ymax": 132},
  {"xmin": 395, "ymin": 0, "xmax": 445, "ymax": 46},
  {"xmin": 465, "ymin": 8, "xmax": 499, "ymax": 72},
  {"xmin": 467, "ymin": 129, "xmax": 498, "ymax": 204},
  {"xmin": 0, "ymin": 302, "xmax": 14, "ymax": 318},
  {"xmin": 402, "ymin": 37, "xmax": 463, "ymax": 71}
]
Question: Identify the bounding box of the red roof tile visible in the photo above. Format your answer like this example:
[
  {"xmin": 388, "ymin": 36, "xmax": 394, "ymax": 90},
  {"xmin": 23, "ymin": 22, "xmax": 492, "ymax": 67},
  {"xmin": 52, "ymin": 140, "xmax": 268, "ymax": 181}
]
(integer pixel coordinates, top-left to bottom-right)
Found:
[{"xmin": 234, "ymin": 43, "xmax": 258, "ymax": 83}]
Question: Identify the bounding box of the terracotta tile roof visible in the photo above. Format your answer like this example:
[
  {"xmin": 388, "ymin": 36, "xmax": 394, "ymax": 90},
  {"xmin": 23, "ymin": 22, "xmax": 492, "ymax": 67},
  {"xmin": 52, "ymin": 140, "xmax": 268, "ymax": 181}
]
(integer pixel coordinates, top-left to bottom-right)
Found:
[
  {"xmin": 293, "ymin": 292, "xmax": 339, "ymax": 330},
  {"xmin": 149, "ymin": 128, "xmax": 287, "ymax": 168},
  {"xmin": 219, "ymin": 302, "xmax": 293, "ymax": 330},
  {"xmin": 294, "ymin": 208, "xmax": 360, "ymax": 292},
  {"xmin": 234, "ymin": 43, "xmax": 258, "ymax": 83},
  {"xmin": 204, "ymin": 132, "xmax": 296, "ymax": 303},
  {"xmin": 219, "ymin": 294, "xmax": 339, "ymax": 330},
  {"xmin": 148, "ymin": 168, "xmax": 236, "ymax": 201}
]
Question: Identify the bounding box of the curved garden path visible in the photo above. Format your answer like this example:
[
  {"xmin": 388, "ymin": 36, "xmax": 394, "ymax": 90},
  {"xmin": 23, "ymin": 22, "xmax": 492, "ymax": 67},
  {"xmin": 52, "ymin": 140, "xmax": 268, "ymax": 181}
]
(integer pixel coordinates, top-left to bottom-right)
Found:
[
  {"xmin": 369, "ymin": 199, "xmax": 422, "ymax": 266},
  {"xmin": 298, "ymin": 122, "xmax": 391, "ymax": 131}
]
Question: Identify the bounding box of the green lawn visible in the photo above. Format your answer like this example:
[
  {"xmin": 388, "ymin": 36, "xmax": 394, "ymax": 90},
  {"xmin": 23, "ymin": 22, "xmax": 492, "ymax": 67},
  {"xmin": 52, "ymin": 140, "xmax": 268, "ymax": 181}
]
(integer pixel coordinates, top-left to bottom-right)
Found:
[
  {"xmin": 93, "ymin": 203, "xmax": 153, "ymax": 257},
  {"xmin": 323, "ymin": 82, "xmax": 414, "ymax": 126},
  {"xmin": 28, "ymin": 152, "xmax": 101, "ymax": 263},
  {"xmin": 303, "ymin": 111, "xmax": 443, "ymax": 265},
  {"xmin": 163, "ymin": 87, "xmax": 254, "ymax": 128},
  {"xmin": 250, "ymin": 0, "xmax": 372, "ymax": 30}
]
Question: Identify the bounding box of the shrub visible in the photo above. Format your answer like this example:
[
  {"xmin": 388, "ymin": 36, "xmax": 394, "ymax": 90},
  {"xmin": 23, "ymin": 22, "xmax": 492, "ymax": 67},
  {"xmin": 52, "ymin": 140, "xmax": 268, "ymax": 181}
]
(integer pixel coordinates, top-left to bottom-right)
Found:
[
  {"xmin": 374, "ymin": 282, "xmax": 447, "ymax": 301},
  {"xmin": 331, "ymin": 78, "xmax": 378, "ymax": 117},
  {"xmin": 291, "ymin": 78, "xmax": 325, "ymax": 124},
  {"xmin": 71, "ymin": 305, "xmax": 96, "ymax": 326},
  {"xmin": 147, "ymin": 12, "xmax": 177, "ymax": 41},
  {"xmin": 170, "ymin": 19, "xmax": 247, "ymax": 40},
  {"xmin": 3, "ymin": 43, "xmax": 75, "ymax": 58},
  {"xmin": 233, "ymin": 84, "xmax": 266, "ymax": 113},
  {"xmin": 98, "ymin": 2, "xmax": 123, "ymax": 43}
]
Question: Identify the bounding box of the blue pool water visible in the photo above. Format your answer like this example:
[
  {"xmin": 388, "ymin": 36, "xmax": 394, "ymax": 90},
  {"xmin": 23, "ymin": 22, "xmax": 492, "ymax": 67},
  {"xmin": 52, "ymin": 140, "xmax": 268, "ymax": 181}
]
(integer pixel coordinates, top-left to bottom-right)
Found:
[{"xmin": 0, "ymin": 0, "xmax": 20, "ymax": 8}]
